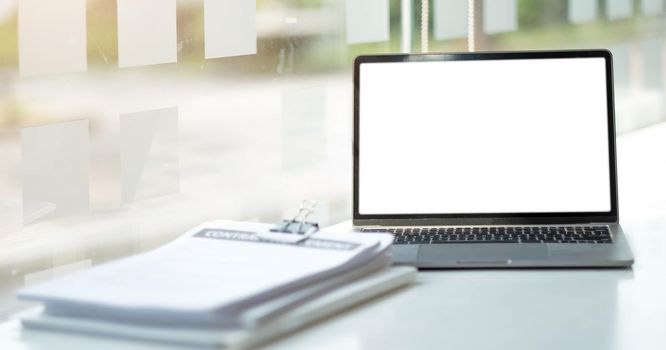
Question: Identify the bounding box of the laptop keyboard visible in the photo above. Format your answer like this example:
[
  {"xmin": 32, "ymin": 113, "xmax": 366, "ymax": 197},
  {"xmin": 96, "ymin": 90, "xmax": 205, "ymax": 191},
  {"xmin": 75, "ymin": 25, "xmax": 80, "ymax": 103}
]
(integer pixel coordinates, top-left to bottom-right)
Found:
[{"xmin": 361, "ymin": 226, "xmax": 612, "ymax": 245}]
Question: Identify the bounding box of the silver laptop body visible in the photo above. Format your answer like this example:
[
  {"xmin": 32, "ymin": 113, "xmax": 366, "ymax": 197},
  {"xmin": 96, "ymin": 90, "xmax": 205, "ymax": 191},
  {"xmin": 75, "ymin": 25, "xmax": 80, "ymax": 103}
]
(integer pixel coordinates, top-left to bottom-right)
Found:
[{"xmin": 352, "ymin": 50, "xmax": 634, "ymax": 268}]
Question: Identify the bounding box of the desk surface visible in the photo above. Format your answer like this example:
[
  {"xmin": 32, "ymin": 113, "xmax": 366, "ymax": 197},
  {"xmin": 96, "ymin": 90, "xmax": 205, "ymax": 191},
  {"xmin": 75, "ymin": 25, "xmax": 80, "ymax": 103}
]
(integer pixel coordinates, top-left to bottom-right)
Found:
[{"xmin": 1, "ymin": 123, "xmax": 666, "ymax": 349}]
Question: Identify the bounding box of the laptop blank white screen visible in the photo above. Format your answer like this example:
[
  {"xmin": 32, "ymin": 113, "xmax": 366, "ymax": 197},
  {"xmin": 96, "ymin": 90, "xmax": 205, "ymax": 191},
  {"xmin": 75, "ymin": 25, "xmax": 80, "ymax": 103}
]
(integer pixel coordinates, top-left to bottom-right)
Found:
[{"xmin": 358, "ymin": 57, "xmax": 612, "ymax": 215}]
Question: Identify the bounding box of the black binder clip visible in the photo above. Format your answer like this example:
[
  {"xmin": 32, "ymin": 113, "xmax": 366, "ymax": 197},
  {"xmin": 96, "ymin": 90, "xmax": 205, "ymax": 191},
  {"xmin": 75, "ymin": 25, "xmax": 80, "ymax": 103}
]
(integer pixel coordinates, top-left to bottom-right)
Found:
[{"xmin": 257, "ymin": 200, "xmax": 320, "ymax": 244}]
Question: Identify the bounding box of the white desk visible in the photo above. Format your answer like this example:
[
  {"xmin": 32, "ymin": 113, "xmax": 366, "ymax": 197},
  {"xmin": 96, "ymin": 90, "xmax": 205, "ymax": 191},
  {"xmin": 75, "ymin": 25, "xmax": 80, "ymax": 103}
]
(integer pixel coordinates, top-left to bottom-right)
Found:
[{"xmin": 1, "ymin": 123, "xmax": 666, "ymax": 349}]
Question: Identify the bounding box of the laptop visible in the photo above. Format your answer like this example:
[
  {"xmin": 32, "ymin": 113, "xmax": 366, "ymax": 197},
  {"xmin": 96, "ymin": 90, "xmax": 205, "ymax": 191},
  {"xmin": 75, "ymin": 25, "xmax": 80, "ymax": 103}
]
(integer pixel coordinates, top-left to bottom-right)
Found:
[{"xmin": 353, "ymin": 50, "xmax": 634, "ymax": 268}]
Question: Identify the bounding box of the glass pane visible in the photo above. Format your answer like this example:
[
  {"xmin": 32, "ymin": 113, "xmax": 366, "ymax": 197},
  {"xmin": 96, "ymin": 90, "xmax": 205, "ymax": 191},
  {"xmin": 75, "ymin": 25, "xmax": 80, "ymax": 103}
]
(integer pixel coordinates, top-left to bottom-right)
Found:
[
  {"xmin": 483, "ymin": 0, "xmax": 518, "ymax": 34},
  {"xmin": 21, "ymin": 120, "xmax": 90, "ymax": 220},
  {"xmin": 120, "ymin": 107, "xmax": 179, "ymax": 204},
  {"xmin": 117, "ymin": 0, "xmax": 177, "ymax": 67},
  {"xmin": 281, "ymin": 86, "xmax": 327, "ymax": 170},
  {"xmin": 434, "ymin": 0, "xmax": 468, "ymax": 40},
  {"xmin": 568, "ymin": 0, "xmax": 598, "ymax": 24},
  {"xmin": 18, "ymin": 0, "xmax": 87, "ymax": 77},
  {"xmin": 609, "ymin": 43, "xmax": 631, "ymax": 88},
  {"xmin": 446, "ymin": 1, "xmax": 666, "ymax": 135},
  {"xmin": 641, "ymin": 0, "xmax": 664, "ymax": 16},
  {"xmin": 203, "ymin": 0, "xmax": 257, "ymax": 59},
  {"xmin": 345, "ymin": 0, "xmax": 390, "ymax": 44},
  {"xmin": 642, "ymin": 38, "xmax": 662, "ymax": 89},
  {"xmin": 606, "ymin": 0, "xmax": 633, "ymax": 20}
]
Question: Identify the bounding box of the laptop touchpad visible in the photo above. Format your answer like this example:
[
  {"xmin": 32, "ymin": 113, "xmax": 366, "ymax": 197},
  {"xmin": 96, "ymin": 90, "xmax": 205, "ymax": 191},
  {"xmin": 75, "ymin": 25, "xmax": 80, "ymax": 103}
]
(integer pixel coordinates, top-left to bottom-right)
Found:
[{"xmin": 418, "ymin": 244, "xmax": 549, "ymax": 262}]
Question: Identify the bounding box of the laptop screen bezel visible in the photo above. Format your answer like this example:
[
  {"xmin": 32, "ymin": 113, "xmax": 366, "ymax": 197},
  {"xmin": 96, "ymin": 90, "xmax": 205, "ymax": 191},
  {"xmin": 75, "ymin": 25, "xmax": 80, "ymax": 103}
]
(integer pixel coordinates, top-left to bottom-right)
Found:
[{"xmin": 353, "ymin": 50, "xmax": 619, "ymax": 225}]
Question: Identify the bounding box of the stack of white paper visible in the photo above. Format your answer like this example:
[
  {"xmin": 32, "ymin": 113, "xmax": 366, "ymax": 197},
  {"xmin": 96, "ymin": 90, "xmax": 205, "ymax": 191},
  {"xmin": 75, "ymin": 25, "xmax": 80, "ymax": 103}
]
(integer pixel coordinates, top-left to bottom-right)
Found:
[{"xmin": 18, "ymin": 221, "xmax": 413, "ymax": 347}]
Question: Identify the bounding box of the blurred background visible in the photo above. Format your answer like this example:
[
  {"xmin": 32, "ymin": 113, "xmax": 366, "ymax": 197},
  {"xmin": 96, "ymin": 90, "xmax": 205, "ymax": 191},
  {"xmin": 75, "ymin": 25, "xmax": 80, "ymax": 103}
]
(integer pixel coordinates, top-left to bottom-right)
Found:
[{"xmin": 0, "ymin": 0, "xmax": 665, "ymax": 318}]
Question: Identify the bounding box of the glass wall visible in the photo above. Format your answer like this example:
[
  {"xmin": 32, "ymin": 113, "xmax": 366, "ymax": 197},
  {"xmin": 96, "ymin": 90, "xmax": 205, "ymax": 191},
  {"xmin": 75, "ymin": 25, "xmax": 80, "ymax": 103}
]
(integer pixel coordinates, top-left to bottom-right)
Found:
[
  {"xmin": 431, "ymin": 0, "xmax": 666, "ymax": 132},
  {"xmin": 0, "ymin": 0, "xmax": 665, "ymax": 318}
]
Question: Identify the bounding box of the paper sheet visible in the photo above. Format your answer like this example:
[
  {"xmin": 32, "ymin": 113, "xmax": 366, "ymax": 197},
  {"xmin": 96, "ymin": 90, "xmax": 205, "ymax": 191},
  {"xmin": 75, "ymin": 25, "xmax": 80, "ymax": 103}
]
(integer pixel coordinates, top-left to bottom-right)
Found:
[
  {"xmin": 483, "ymin": 0, "xmax": 517, "ymax": 34},
  {"xmin": 117, "ymin": 0, "xmax": 177, "ymax": 68},
  {"xmin": 120, "ymin": 107, "xmax": 179, "ymax": 204},
  {"xmin": 204, "ymin": 0, "xmax": 257, "ymax": 59},
  {"xmin": 20, "ymin": 267, "xmax": 415, "ymax": 348},
  {"xmin": 606, "ymin": 0, "xmax": 633, "ymax": 19},
  {"xmin": 19, "ymin": 221, "xmax": 392, "ymax": 327},
  {"xmin": 434, "ymin": 0, "xmax": 468, "ymax": 40},
  {"xmin": 345, "ymin": 0, "xmax": 389, "ymax": 44},
  {"xmin": 568, "ymin": 0, "xmax": 598, "ymax": 24},
  {"xmin": 21, "ymin": 120, "xmax": 90, "ymax": 221},
  {"xmin": 18, "ymin": 0, "xmax": 87, "ymax": 77}
]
